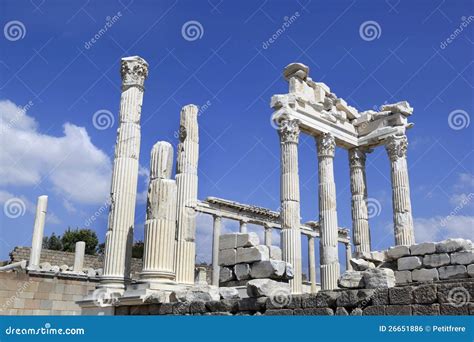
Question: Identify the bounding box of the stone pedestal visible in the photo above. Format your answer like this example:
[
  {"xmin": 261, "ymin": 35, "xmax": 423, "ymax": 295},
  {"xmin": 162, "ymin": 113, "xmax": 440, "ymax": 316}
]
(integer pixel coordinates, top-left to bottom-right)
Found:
[
  {"xmin": 29, "ymin": 195, "xmax": 48, "ymax": 270},
  {"xmin": 73, "ymin": 241, "xmax": 86, "ymax": 272},
  {"xmin": 317, "ymin": 133, "xmax": 340, "ymax": 290},
  {"xmin": 211, "ymin": 215, "xmax": 222, "ymax": 286},
  {"xmin": 101, "ymin": 56, "xmax": 148, "ymax": 290},
  {"xmin": 349, "ymin": 148, "xmax": 371, "ymax": 254},
  {"xmin": 175, "ymin": 105, "xmax": 199, "ymax": 285},
  {"xmin": 385, "ymin": 134, "xmax": 415, "ymax": 246},
  {"xmin": 278, "ymin": 118, "xmax": 302, "ymax": 294}
]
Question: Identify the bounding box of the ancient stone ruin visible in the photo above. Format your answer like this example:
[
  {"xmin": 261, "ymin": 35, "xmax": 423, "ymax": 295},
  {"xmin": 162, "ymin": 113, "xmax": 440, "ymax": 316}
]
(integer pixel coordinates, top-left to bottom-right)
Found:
[{"xmin": 1, "ymin": 56, "xmax": 472, "ymax": 316}]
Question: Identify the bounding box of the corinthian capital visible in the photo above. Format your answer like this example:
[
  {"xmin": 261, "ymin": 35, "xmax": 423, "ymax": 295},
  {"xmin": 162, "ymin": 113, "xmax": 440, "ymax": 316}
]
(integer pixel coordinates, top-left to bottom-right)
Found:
[
  {"xmin": 349, "ymin": 148, "xmax": 367, "ymax": 169},
  {"xmin": 120, "ymin": 56, "xmax": 149, "ymax": 89},
  {"xmin": 317, "ymin": 132, "xmax": 336, "ymax": 158},
  {"xmin": 278, "ymin": 119, "xmax": 300, "ymax": 144},
  {"xmin": 385, "ymin": 134, "xmax": 408, "ymax": 161}
]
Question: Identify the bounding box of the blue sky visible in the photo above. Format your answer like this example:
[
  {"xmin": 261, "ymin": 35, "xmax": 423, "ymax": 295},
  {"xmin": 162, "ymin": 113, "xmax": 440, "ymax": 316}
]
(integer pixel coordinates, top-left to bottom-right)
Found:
[{"xmin": 0, "ymin": 0, "xmax": 472, "ymax": 280}]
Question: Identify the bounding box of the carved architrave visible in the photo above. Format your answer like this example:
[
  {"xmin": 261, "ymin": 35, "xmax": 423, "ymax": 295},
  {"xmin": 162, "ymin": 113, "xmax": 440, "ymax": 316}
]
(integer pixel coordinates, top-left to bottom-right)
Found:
[
  {"xmin": 317, "ymin": 132, "xmax": 336, "ymax": 158},
  {"xmin": 385, "ymin": 134, "xmax": 408, "ymax": 161},
  {"xmin": 279, "ymin": 119, "xmax": 300, "ymax": 144},
  {"xmin": 121, "ymin": 57, "xmax": 149, "ymax": 89}
]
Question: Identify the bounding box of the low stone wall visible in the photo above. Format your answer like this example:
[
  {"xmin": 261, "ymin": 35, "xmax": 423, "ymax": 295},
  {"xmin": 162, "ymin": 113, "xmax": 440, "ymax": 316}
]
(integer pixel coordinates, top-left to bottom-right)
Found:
[
  {"xmin": 114, "ymin": 279, "xmax": 474, "ymax": 316},
  {"xmin": 0, "ymin": 271, "xmax": 98, "ymax": 315}
]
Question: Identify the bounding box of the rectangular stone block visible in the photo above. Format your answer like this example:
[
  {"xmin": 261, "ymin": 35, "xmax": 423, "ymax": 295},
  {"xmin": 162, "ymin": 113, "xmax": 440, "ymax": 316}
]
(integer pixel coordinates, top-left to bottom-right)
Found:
[
  {"xmin": 387, "ymin": 246, "xmax": 410, "ymax": 260},
  {"xmin": 250, "ymin": 260, "xmax": 286, "ymax": 279},
  {"xmin": 219, "ymin": 233, "xmax": 260, "ymax": 250},
  {"xmin": 234, "ymin": 264, "xmax": 251, "ymax": 281},
  {"xmin": 412, "ymin": 304, "xmax": 439, "ymax": 315},
  {"xmin": 409, "ymin": 242, "xmax": 436, "ymax": 256},
  {"xmin": 218, "ymin": 249, "xmax": 236, "ymax": 266},
  {"xmin": 411, "ymin": 268, "xmax": 439, "ymax": 282},
  {"xmin": 385, "ymin": 305, "xmax": 411, "ymax": 315},
  {"xmin": 236, "ymin": 246, "xmax": 269, "ymax": 264},
  {"xmin": 412, "ymin": 284, "xmax": 437, "ymax": 304},
  {"xmin": 395, "ymin": 271, "xmax": 412, "ymax": 284},
  {"xmin": 265, "ymin": 309, "xmax": 294, "ymax": 315},
  {"xmin": 422, "ymin": 253, "xmax": 450, "ymax": 268},
  {"xmin": 439, "ymin": 304, "xmax": 468, "ymax": 315},
  {"xmin": 389, "ymin": 286, "xmax": 413, "ymax": 305},
  {"xmin": 436, "ymin": 238, "xmax": 472, "ymax": 253},
  {"xmin": 398, "ymin": 256, "xmax": 422, "ymax": 271},
  {"xmin": 269, "ymin": 246, "xmax": 282, "ymax": 260},
  {"xmin": 294, "ymin": 308, "xmax": 334, "ymax": 315},
  {"xmin": 436, "ymin": 282, "xmax": 473, "ymax": 303},
  {"xmin": 438, "ymin": 265, "xmax": 467, "ymax": 279},
  {"xmin": 363, "ymin": 305, "xmax": 385, "ymax": 315},
  {"xmin": 450, "ymin": 251, "xmax": 474, "ymax": 265},
  {"xmin": 468, "ymin": 264, "xmax": 474, "ymax": 277}
]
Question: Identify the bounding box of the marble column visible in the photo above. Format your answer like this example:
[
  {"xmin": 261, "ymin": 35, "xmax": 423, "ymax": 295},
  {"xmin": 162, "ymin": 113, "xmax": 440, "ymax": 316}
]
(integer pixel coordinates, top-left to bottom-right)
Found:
[
  {"xmin": 73, "ymin": 241, "xmax": 86, "ymax": 272},
  {"xmin": 385, "ymin": 134, "xmax": 415, "ymax": 246},
  {"xmin": 345, "ymin": 243, "xmax": 353, "ymax": 271},
  {"xmin": 140, "ymin": 142, "xmax": 177, "ymax": 283},
  {"xmin": 239, "ymin": 220, "xmax": 248, "ymax": 233},
  {"xmin": 279, "ymin": 118, "xmax": 302, "ymax": 294},
  {"xmin": 29, "ymin": 195, "xmax": 48, "ymax": 270},
  {"xmin": 264, "ymin": 224, "xmax": 272, "ymax": 247},
  {"xmin": 316, "ymin": 133, "xmax": 340, "ymax": 290},
  {"xmin": 211, "ymin": 215, "xmax": 222, "ymax": 286},
  {"xmin": 349, "ymin": 148, "xmax": 371, "ymax": 254},
  {"xmin": 308, "ymin": 235, "xmax": 317, "ymax": 293},
  {"xmin": 101, "ymin": 56, "xmax": 148, "ymax": 290},
  {"xmin": 175, "ymin": 104, "xmax": 199, "ymax": 285}
]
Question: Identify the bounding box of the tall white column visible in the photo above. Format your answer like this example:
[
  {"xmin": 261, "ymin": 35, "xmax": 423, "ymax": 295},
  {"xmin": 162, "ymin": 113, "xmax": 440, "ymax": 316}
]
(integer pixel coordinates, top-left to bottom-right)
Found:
[
  {"xmin": 239, "ymin": 220, "xmax": 248, "ymax": 233},
  {"xmin": 101, "ymin": 56, "xmax": 148, "ymax": 290},
  {"xmin": 317, "ymin": 133, "xmax": 340, "ymax": 290},
  {"xmin": 211, "ymin": 215, "xmax": 221, "ymax": 286},
  {"xmin": 385, "ymin": 134, "xmax": 415, "ymax": 246},
  {"xmin": 175, "ymin": 104, "xmax": 199, "ymax": 285},
  {"xmin": 279, "ymin": 118, "xmax": 302, "ymax": 294},
  {"xmin": 264, "ymin": 224, "xmax": 272, "ymax": 247},
  {"xmin": 28, "ymin": 195, "xmax": 48, "ymax": 270},
  {"xmin": 140, "ymin": 142, "xmax": 177, "ymax": 283},
  {"xmin": 345, "ymin": 243, "xmax": 352, "ymax": 271},
  {"xmin": 308, "ymin": 235, "xmax": 317, "ymax": 293},
  {"xmin": 349, "ymin": 148, "xmax": 371, "ymax": 254},
  {"xmin": 73, "ymin": 241, "xmax": 86, "ymax": 272}
]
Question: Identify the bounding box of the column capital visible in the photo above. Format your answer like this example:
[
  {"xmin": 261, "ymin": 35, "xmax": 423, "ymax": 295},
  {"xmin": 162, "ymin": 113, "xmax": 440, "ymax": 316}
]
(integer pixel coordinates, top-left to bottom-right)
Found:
[
  {"xmin": 317, "ymin": 132, "xmax": 336, "ymax": 158},
  {"xmin": 212, "ymin": 214, "xmax": 222, "ymax": 220},
  {"xmin": 120, "ymin": 56, "xmax": 149, "ymax": 88},
  {"xmin": 349, "ymin": 147, "xmax": 367, "ymax": 169},
  {"xmin": 278, "ymin": 119, "xmax": 300, "ymax": 144},
  {"xmin": 385, "ymin": 134, "xmax": 408, "ymax": 161}
]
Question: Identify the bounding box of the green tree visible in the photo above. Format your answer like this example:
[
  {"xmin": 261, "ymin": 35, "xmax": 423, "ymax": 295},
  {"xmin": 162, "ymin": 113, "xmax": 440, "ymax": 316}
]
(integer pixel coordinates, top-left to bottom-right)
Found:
[
  {"xmin": 131, "ymin": 241, "xmax": 144, "ymax": 259},
  {"xmin": 42, "ymin": 233, "xmax": 62, "ymax": 251},
  {"xmin": 61, "ymin": 227, "xmax": 99, "ymax": 255}
]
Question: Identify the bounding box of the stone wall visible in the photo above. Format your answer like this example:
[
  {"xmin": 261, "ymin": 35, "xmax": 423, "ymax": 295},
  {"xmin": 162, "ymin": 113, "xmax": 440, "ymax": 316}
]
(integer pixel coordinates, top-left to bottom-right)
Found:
[
  {"xmin": 113, "ymin": 279, "xmax": 474, "ymax": 316},
  {"xmin": 0, "ymin": 271, "xmax": 98, "ymax": 315}
]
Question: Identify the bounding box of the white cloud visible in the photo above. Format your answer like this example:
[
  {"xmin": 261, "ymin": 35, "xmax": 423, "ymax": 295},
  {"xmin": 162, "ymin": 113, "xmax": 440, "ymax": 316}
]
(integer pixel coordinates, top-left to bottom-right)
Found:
[
  {"xmin": 414, "ymin": 215, "xmax": 474, "ymax": 242},
  {"xmin": 0, "ymin": 100, "xmax": 112, "ymax": 204}
]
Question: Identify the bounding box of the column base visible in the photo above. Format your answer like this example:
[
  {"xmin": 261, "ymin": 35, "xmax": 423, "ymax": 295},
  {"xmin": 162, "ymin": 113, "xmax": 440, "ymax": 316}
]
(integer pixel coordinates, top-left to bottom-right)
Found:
[{"xmin": 174, "ymin": 240, "xmax": 196, "ymax": 285}]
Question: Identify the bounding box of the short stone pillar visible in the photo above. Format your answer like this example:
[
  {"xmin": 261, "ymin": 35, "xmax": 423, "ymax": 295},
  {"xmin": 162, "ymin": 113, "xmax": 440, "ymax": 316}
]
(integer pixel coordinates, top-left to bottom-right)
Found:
[
  {"xmin": 175, "ymin": 105, "xmax": 200, "ymax": 285},
  {"xmin": 278, "ymin": 118, "xmax": 302, "ymax": 294},
  {"xmin": 345, "ymin": 243, "xmax": 353, "ymax": 271},
  {"xmin": 264, "ymin": 224, "xmax": 272, "ymax": 247},
  {"xmin": 349, "ymin": 148, "xmax": 371, "ymax": 254},
  {"xmin": 73, "ymin": 241, "xmax": 86, "ymax": 272},
  {"xmin": 195, "ymin": 267, "xmax": 207, "ymax": 285},
  {"xmin": 308, "ymin": 235, "xmax": 317, "ymax": 293},
  {"xmin": 211, "ymin": 215, "xmax": 222, "ymax": 286},
  {"xmin": 101, "ymin": 56, "xmax": 148, "ymax": 291},
  {"xmin": 385, "ymin": 134, "xmax": 415, "ymax": 246},
  {"xmin": 29, "ymin": 195, "xmax": 48, "ymax": 270},
  {"xmin": 140, "ymin": 142, "xmax": 177, "ymax": 283},
  {"xmin": 316, "ymin": 133, "xmax": 340, "ymax": 290},
  {"xmin": 239, "ymin": 220, "xmax": 248, "ymax": 233}
]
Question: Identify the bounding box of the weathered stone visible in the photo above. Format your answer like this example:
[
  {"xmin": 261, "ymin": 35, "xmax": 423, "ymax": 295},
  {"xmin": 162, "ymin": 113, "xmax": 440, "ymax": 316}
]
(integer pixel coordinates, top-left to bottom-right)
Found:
[
  {"xmin": 362, "ymin": 268, "xmax": 396, "ymax": 288},
  {"xmin": 50, "ymin": 265, "xmax": 60, "ymax": 273},
  {"xmin": 59, "ymin": 264, "xmax": 69, "ymax": 272},
  {"xmin": 409, "ymin": 242, "xmax": 436, "ymax": 255},
  {"xmin": 338, "ymin": 271, "xmax": 364, "ymax": 289},
  {"xmin": 381, "ymin": 101, "xmax": 413, "ymax": 116},
  {"xmin": 171, "ymin": 285, "xmax": 220, "ymax": 302},
  {"xmin": 413, "ymin": 284, "xmax": 437, "ymax": 304},
  {"xmin": 397, "ymin": 256, "xmax": 422, "ymax": 270},
  {"xmin": 387, "ymin": 245, "xmax": 410, "ymax": 260},
  {"xmin": 219, "ymin": 287, "xmax": 240, "ymax": 300},
  {"xmin": 219, "ymin": 267, "xmax": 234, "ymax": 283},
  {"xmin": 205, "ymin": 299, "xmax": 238, "ymax": 313},
  {"xmin": 250, "ymin": 260, "xmax": 286, "ymax": 279},
  {"xmin": 246, "ymin": 279, "xmax": 290, "ymax": 298},
  {"xmin": 189, "ymin": 301, "xmax": 207, "ymax": 314},
  {"xmin": 436, "ymin": 238, "xmax": 472, "ymax": 253},
  {"xmin": 234, "ymin": 264, "xmax": 251, "ymax": 281},
  {"xmin": 411, "ymin": 268, "xmax": 439, "ymax": 282},
  {"xmin": 394, "ymin": 271, "xmax": 412, "ymax": 284},
  {"xmin": 39, "ymin": 262, "xmax": 52, "ymax": 271},
  {"xmin": 219, "ymin": 233, "xmax": 260, "ymax": 250},
  {"xmin": 359, "ymin": 250, "xmax": 387, "ymax": 264},
  {"xmin": 422, "ymin": 253, "xmax": 450, "ymax": 268},
  {"xmin": 389, "ymin": 286, "xmax": 413, "ymax": 305},
  {"xmin": 350, "ymin": 308, "xmax": 363, "ymax": 315},
  {"xmin": 284, "ymin": 262, "xmax": 294, "ymax": 279},
  {"xmin": 412, "ymin": 304, "xmax": 440, "ymax": 315},
  {"xmin": 265, "ymin": 309, "xmax": 294, "ymax": 315},
  {"xmin": 437, "ymin": 283, "xmax": 473, "ymax": 304},
  {"xmin": 218, "ymin": 249, "xmax": 236, "ymax": 266},
  {"xmin": 266, "ymin": 294, "xmax": 302, "ymax": 309},
  {"xmin": 335, "ymin": 307, "xmax": 349, "ymax": 316},
  {"xmin": 372, "ymin": 288, "xmax": 389, "ymax": 305},
  {"xmin": 439, "ymin": 304, "xmax": 468, "ymax": 315},
  {"xmin": 269, "ymin": 246, "xmax": 282, "ymax": 260},
  {"xmin": 336, "ymin": 289, "xmax": 375, "ymax": 308},
  {"xmin": 385, "ymin": 305, "xmax": 411, "ymax": 315},
  {"xmin": 450, "ymin": 251, "xmax": 474, "ymax": 265},
  {"xmin": 468, "ymin": 264, "xmax": 474, "ymax": 277},
  {"xmin": 310, "ymin": 291, "xmax": 340, "ymax": 308},
  {"xmin": 294, "ymin": 308, "xmax": 334, "ymax": 315},
  {"xmin": 350, "ymin": 258, "xmax": 375, "ymax": 271},
  {"xmin": 236, "ymin": 245, "xmax": 269, "ymax": 264},
  {"xmin": 363, "ymin": 305, "xmax": 385, "ymax": 315},
  {"xmin": 238, "ymin": 297, "xmax": 266, "ymax": 311},
  {"xmin": 438, "ymin": 265, "xmax": 467, "ymax": 279}
]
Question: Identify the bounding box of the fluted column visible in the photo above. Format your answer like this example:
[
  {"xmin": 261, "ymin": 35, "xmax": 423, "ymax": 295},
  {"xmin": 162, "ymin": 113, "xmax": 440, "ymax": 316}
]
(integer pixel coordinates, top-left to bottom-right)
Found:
[
  {"xmin": 239, "ymin": 220, "xmax": 248, "ymax": 233},
  {"xmin": 140, "ymin": 142, "xmax": 177, "ymax": 283},
  {"xmin": 101, "ymin": 56, "xmax": 148, "ymax": 290},
  {"xmin": 308, "ymin": 235, "xmax": 317, "ymax": 293},
  {"xmin": 317, "ymin": 133, "xmax": 340, "ymax": 290},
  {"xmin": 345, "ymin": 243, "xmax": 352, "ymax": 271},
  {"xmin": 211, "ymin": 215, "xmax": 221, "ymax": 286},
  {"xmin": 264, "ymin": 224, "xmax": 272, "ymax": 247},
  {"xmin": 28, "ymin": 195, "xmax": 48, "ymax": 270},
  {"xmin": 385, "ymin": 134, "xmax": 415, "ymax": 246},
  {"xmin": 349, "ymin": 148, "xmax": 371, "ymax": 254},
  {"xmin": 175, "ymin": 105, "xmax": 199, "ymax": 285},
  {"xmin": 278, "ymin": 118, "xmax": 302, "ymax": 294}
]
